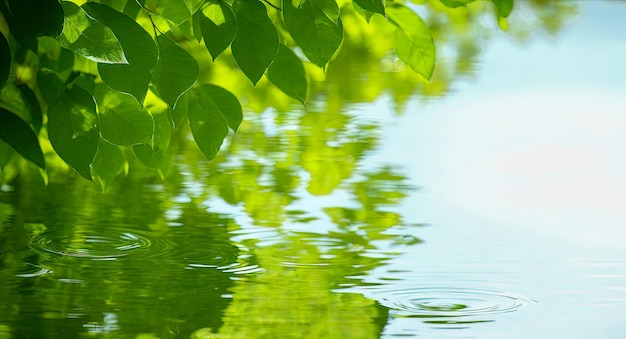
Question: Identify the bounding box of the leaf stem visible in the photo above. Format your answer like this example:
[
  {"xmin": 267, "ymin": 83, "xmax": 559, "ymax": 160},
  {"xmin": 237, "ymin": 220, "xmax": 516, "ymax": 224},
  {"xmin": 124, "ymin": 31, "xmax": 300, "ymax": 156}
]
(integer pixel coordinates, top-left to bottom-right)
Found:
[
  {"xmin": 262, "ymin": 0, "xmax": 281, "ymax": 11},
  {"xmin": 135, "ymin": 0, "xmax": 159, "ymax": 15},
  {"xmin": 148, "ymin": 14, "xmax": 162, "ymax": 37}
]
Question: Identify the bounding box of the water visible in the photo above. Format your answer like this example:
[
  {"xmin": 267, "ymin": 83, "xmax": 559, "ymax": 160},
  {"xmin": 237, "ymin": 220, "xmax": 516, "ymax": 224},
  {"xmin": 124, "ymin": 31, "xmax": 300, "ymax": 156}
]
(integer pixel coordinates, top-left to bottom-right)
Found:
[
  {"xmin": 1, "ymin": 1, "xmax": 626, "ymax": 338},
  {"xmin": 363, "ymin": 2, "xmax": 626, "ymax": 337}
]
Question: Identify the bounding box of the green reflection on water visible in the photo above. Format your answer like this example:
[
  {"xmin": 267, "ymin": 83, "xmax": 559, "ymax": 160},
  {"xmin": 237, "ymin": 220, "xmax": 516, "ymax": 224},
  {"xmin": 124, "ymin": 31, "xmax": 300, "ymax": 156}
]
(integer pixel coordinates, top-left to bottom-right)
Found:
[
  {"xmin": 0, "ymin": 2, "xmax": 576, "ymax": 337},
  {"xmin": 0, "ymin": 104, "xmax": 417, "ymax": 338}
]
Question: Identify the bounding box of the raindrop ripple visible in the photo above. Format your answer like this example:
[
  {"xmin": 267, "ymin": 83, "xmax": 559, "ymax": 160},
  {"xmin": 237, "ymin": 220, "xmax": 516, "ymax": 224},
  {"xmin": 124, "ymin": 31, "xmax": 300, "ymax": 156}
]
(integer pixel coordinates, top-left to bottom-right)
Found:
[
  {"xmin": 29, "ymin": 227, "xmax": 175, "ymax": 260},
  {"xmin": 376, "ymin": 287, "xmax": 534, "ymax": 318},
  {"xmin": 15, "ymin": 263, "xmax": 52, "ymax": 278}
]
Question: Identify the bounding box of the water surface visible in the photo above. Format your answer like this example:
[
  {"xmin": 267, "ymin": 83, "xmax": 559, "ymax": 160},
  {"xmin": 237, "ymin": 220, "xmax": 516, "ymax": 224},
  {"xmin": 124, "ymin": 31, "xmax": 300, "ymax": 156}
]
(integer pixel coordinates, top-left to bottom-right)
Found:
[{"xmin": 1, "ymin": 1, "xmax": 626, "ymax": 338}]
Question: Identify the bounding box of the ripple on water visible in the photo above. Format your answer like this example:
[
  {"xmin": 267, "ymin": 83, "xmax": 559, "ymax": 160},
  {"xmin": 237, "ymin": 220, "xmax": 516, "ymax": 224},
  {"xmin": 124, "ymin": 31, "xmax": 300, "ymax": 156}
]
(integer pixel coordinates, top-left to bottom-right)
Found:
[
  {"xmin": 29, "ymin": 227, "xmax": 175, "ymax": 260},
  {"xmin": 15, "ymin": 262, "xmax": 53, "ymax": 278},
  {"xmin": 265, "ymin": 235, "xmax": 366, "ymax": 270},
  {"xmin": 375, "ymin": 287, "xmax": 534, "ymax": 320},
  {"xmin": 230, "ymin": 228, "xmax": 378, "ymax": 272},
  {"xmin": 181, "ymin": 243, "xmax": 239, "ymax": 269},
  {"xmin": 183, "ymin": 243, "xmax": 265, "ymax": 275}
]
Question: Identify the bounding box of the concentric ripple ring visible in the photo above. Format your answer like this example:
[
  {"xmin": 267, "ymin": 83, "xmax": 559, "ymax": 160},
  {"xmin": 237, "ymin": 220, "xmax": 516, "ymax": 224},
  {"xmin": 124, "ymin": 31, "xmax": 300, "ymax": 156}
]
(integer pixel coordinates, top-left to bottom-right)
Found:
[
  {"xmin": 29, "ymin": 227, "xmax": 175, "ymax": 260},
  {"xmin": 376, "ymin": 287, "xmax": 534, "ymax": 318}
]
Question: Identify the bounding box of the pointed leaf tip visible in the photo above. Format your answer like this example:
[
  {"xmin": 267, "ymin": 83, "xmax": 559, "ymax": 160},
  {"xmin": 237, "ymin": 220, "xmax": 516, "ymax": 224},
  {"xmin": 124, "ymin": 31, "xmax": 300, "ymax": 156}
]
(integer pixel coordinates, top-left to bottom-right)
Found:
[
  {"xmin": 353, "ymin": 0, "xmax": 385, "ymax": 15},
  {"xmin": 83, "ymin": 2, "xmax": 158, "ymax": 105},
  {"xmin": 267, "ymin": 44, "xmax": 308, "ymax": 103},
  {"xmin": 282, "ymin": 0, "xmax": 343, "ymax": 68},
  {"xmin": 387, "ymin": 3, "xmax": 436, "ymax": 80},
  {"xmin": 60, "ymin": 2, "xmax": 128, "ymax": 64},
  {"xmin": 492, "ymin": 0, "xmax": 514, "ymax": 18},
  {"xmin": 231, "ymin": 0, "xmax": 279, "ymax": 84},
  {"xmin": 0, "ymin": 108, "xmax": 45, "ymax": 169},
  {"xmin": 198, "ymin": 0, "xmax": 237, "ymax": 61},
  {"xmin": 153, "ymin": 34, "xmax": 199, "ymax": 108},
  {"xmin": 186, "ymin": 87, "xmax": 229, "ymax": 161},
  {"xmin": 47, "ymin": 86, "xmax": 99, "ymax": 180}
]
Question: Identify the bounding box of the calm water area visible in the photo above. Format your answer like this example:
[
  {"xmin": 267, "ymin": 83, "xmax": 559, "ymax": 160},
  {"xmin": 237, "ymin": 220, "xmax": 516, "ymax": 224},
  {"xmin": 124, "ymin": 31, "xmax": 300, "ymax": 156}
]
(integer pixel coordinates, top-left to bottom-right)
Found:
[{"xmin": 1, "ymin": 1, "xmax": 626, "ymax": 338}]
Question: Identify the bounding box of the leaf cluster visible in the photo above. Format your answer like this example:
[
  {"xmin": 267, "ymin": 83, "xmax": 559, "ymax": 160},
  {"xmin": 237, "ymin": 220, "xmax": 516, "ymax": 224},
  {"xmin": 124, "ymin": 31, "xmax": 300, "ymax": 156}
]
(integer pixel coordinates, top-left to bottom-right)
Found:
[{"xmin": 0, "ymin": 0, "xmax": 513, "ymax": 186}]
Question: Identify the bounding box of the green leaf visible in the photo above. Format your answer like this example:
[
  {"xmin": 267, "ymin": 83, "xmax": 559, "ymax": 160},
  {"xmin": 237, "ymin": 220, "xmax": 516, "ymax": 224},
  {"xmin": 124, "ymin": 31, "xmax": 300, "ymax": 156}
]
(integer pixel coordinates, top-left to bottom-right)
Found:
[
  {"xmin": 59, "ymin": 2, "xmax": 128, "ymax": 64},
  {"xmin": 38, "ymin": 43, "xmax": 75, "ymax": 76},
  {"xmin": 312, "ymin": 0, "xmax": 339, "ymax": 23},
  {"xmin": 140, "ymin": 0, "xmax": 191, "ymax": 27},
  {"xmin": 132, "ymin": 113, "xmax": 173, "ymax": 178},
  {"xmin": 200, "ymin": 85, "xmax": 242, "ymax": 131},
  {"xmin": 169, "ymin": 92, "xmax": 188, "ymax": 128},
  {"xmin": 353, "ymin": 2, "xmax": 374, "ymax": 23},
  {"xmin": 198, "ymin": 0, "xmax": 237, "ymax": 61},
  {"xmin": 16, "ymin": 84, "xmax": 43, "ymax": 131},
  {"xmin": 185, "ymin": 86, "xmax": 231, "ymax": 161},
  {"xmin": 152, "ymin": 34, "xmax": 199, "ymax": 108},
  {"xmin": 8, "ymin": 0, "xmax": 64, "ymax": 37},
  {"xmin": 83, "ymin": 2, "xmax": 158, "ymax": 105},
  {"xmin": 133, "ymin": 143, "xmax": 173, "ymax": 178},
  {"xmin": 48, "ymin": 86, "xmax": 100, "ymax": 180},
  {"xmin": 386, "ymin": 3, "xmax": 436, "ymax": 80},
  {"xmin": 95, "ymin": 87, "xmax": 154, "ymax": 146},
  {"xmin": 151, "ymin": 112, "xmax": 173, "ymax": 151},
  {"xmin": 0, "ymin": 34, "xmax": 9, "ymax": 89},
  {"xmin": 353, "ymin": 0, "xmax": 384, "ymax": 15},
  {"xmin": 0, "ymin": 2, "xmax": 37, "ymax": 52},
  {"xmin": 440, "ymin": 0, "xmax": 477, "ymax": 8},
  {"xmin": 91, "ymin": 139, "xmax": 125, "ymax": 190},
  {"xmin": 36, "ymin": 70, "xmax": 65, "ymax": 104},
  {"xmin": 0, "ymin": 108, "xmax": 45, "ymax": 168},
  {"xmin": 71, "ymin": 73, "xmax": 97, "ymax": 94},
  {"xmin": 11, "ymin": 28, "xmax": 37, "ymax": 53},
  {"xmin": 192, "ymin": 9, "xmax": 203, "ymax": 42},
  {"xmin": 123, "ymin": 0, "xmax": 142, "ymax": 18},
  {"xmin": 492, "ymin": 0, "xmax": 513, "ymax": 18},
  {"xmin": 231, "ymin": 0, "xmax": 279, "ymax": 84},
  {"xmin": 0, "ymin": 85, "xmax": 27, "ymax": 119},
  {"xmin": 184, "ymin": 0, "xmax": 205, "ymax": 13},
  {"xmin": 283, "ymin": 0, "xmax": 343, "ymax": 68},
  {"xmin": 267, "ymin": 44, "xmax": 308, "ymax": 103}
]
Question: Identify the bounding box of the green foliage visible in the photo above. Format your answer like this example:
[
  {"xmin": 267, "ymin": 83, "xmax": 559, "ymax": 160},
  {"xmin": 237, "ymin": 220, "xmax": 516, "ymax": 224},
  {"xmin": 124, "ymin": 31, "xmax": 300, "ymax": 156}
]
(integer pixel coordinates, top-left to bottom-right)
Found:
[
  {"xmin": 267, "ymin": 44, "xmax": 308, "ymax": 103},
  {"xmin": 96, "ymin": 86, "xmax": 154, "ymax": 147},
  {"xmin": 353, "ymin": 0, "xmax": 385, "ymax": 15},
  {"xmin": 0, "ymin": 0, "xmax": 516, "ymax": 185},
  {"xmin": 152, "ymin": 33, "xmax": 199, "ymax": 107},
  {"xmin": 199, "ymin": 85, "xmax": 243, "ymax": 132},
  {"xmin": 387, "ymin": 3, "xmax": 435, "ymax": 80},
  {"xmin": 282, "ymin": 0, "xmax": 343, "ymax": 67},
  {"xmin": 47, "ymin": 85, "xmax": 99, "ymax": 180},
  {"xmin": 0, "ymin": 107, "xmax": 44, "ymax": 168},
  {"xmin": 197, "ymin": 0, "xmax": 236, "ymax": 60},
  {"xmin": 312, "ymin": 0, "xmax": 340, "ymax": 23},
  {"xmin": 83, "ymin": 2, "xmax": 158, "ymax": 104},
  {"xmin": 186, "ymin": 86, "xmax": 230, "ymax": 161},
  {"xmin": 92, "ymin": 139, "xmax": 125, "ymax": 189},
  {"xmin": 132, "ymin": 111, "xmax": 173, "ymax": 178},
  {"xmin": 440, "ymin": 0, "xmax": 476, "ymax": 8},
  {"xmin": 140, "ymin": 0, "xmax": 193, "ymax": 27},
  {"xmin": 16, "ymin": 84, "xmax": 42, "ymax": 131},
  {"xmin": 180, "ymin": 84, "xmax": 242, "ymax": 160},
  {"xmin": 231, "ymin": 0, "xmax": 279, "ymax": 84},
  {"xmin": 8, "ymin": 0, "xmax": 64, "ymax": 38},
  {"xmin": 36, "ymin": 70, "xmax": 65, "ymax": 103},
  {"xmin": 0, "ymin": 35, "xmax": 9, "ymax": 88},
  {"xmin": 492, "ymin": 0, "xmax": 514, "ymax": 18},
  {"xmin": 59, "ymin": 2, "xmax": 128, "ymax": 64}
]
